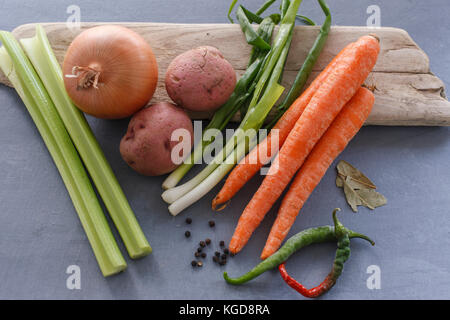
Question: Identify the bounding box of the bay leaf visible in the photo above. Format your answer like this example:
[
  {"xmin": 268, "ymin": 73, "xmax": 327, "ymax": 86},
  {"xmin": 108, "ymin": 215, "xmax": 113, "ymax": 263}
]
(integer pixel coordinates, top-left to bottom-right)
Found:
[
  {"xmin": 342, "ymin": 177, "xmax": 365, "ymax": 212},
  {"xmin": 336, "ymin": 161, "xmax": 387, "ymax": 213},
  {"xmin": 336, "ymin": 176, "xmax": 344, "ymax": 188},
  {"xmin": 336, "ymin": 160, "xmax": 376, "ymax": 190},
  {"xmin": 355, "ymin": 189, "xmax": 387, "ymax": 209}
]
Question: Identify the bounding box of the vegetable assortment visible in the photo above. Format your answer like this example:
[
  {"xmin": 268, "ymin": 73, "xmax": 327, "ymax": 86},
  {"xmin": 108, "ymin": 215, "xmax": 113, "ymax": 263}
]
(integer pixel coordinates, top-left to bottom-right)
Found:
[
  {"xmin": 227, "ymin": 34, "xmax": 380, "ymax": 256},
  {"xmin": 161, "ymin": 0, "xmax": 330, "ymax": 216},
  {"xmin": 0, "ymin": 0, "xmax": 388, "ymax": 297}
]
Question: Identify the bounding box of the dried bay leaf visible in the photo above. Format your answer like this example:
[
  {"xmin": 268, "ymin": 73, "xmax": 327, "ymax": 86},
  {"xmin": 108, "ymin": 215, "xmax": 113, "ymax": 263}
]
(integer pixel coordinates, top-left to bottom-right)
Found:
[
  {"xmin": 342, "ymin": 178, "xmax": 363, "ymax": 212},
  {"xmin": 336, "ymin": 160, "xmax": 376, "ymax": 190},
  {"xmin": 336, "ymin": 161, "xmax": 387, "ymax": 212},
  {"xmin": 355, "ymin": 189, "xmax": 387, "ymax": 209}
]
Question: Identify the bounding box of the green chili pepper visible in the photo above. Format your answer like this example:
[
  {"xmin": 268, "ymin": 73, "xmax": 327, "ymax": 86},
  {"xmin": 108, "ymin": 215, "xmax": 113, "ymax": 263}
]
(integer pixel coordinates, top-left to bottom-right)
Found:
[
  {"xmin": 278, "ymin": 209, "xmax": 354, "ymax": 298},
  {"xmin": 223, "ymin": 209, "xmax": 374, "ymax": 285}
]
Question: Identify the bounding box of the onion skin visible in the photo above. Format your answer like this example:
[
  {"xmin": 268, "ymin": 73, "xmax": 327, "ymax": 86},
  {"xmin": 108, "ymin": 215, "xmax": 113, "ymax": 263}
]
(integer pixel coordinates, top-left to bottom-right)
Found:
[{"xmin": 63, "ymin": 25, "xmax": 158, "ymax": 119}]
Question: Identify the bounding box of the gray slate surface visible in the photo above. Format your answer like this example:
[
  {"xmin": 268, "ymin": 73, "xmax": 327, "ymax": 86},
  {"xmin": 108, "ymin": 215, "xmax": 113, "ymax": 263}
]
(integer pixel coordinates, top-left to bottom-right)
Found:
[{"xmin": 0, "ymin": 0, "xmax": 449, "ymax": 300}]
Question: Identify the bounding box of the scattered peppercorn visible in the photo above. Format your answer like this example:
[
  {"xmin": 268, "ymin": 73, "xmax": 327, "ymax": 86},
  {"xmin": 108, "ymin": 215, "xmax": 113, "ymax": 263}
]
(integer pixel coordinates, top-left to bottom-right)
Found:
[
  {"xmin": 197, "ymin": 247, "xmax": 202, "ymax": 253},
  {"xmin": 205, "ymin": 238, "xmax": 211, "ymax": 245},
  {"xmin": 213, "ymin": 256, "xmax": 219, "ymax": 263},
  {"xmin": 195, "ymin": 252, "xmax": 200, "ymax": 258},
  {"xmin": 197, "ymin": 261, "xmax": 203, "ymax": 267},
  {"xmin": 219, "ymin": 260, "xmax": 226, "ymax": 266},
  {"xmin": 215, "ymin": 251, "xmax": 220, "ymax": 257},
  {"xmin": 223, "ymin": 248, "xmax": 229, "ymax": 254},
  {"xmin": 185, "ymin": 231, "xmax": 191, "ymax": 238},
  {"xmin": 201, "ymin": 252, "xmax": 207, "ymax": 258},
  {"xmin": 199, "ymin": 241, "xmax": 206, "ymax": 248},
  {"xmin": 209, "ymin": 220, "xmax": 215, "ymax": 227},
  {"xmin": 221, "ymin": 254, "xmax": 227, "ymax": 260},
  {"xmin": 219, "ymin": 240, "xmax": 225, "ymax": 247},
  {"xmin": 191, "ymin": 260, "xmax": 197, "ymax": 267},
  {"xmin": 186, "ymin": 217, "xmax": 192, "ymax": 224}
]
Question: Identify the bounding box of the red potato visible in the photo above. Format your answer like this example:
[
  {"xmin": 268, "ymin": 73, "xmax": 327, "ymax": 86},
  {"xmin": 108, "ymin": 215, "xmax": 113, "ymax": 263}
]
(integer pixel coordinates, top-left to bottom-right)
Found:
[
  {"xmin": 165, "ymin": 46, "xmax": 236, "ymax": 112},
  {"xmin": 120, "ymin": 102, "xmax": 194, "ymax": 176}
]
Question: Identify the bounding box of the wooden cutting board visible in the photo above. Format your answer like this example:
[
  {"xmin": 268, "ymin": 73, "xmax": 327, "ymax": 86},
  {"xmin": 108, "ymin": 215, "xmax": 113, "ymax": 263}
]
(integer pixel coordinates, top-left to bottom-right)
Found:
[{"xmin": 1, "ymin": 22, "xmax": 449, "ymax": 126}]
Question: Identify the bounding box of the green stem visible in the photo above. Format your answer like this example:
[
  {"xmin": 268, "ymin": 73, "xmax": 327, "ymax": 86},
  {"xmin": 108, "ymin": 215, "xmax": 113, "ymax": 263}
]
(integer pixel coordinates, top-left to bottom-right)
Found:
[
  {"xmin": 0, "ymin": 32, "xmax": 126, "ymax": 277},
  {"xmin": 266, "ymin": 0, "xmax": 331, "ymax": 129},
  {"xmin": 21, "ymin": 25, "xmax": 151, "ymax": 259}
]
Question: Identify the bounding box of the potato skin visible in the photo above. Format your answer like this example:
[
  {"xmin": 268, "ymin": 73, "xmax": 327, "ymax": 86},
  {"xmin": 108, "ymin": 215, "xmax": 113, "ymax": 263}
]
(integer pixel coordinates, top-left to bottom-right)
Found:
[
  {"xmin": 165, "ymin": 46, "xmax": 236, "ymax": 112},
  {"xmin": 120, "ymin": 102, "xmax": 194, "ymax": 176}
]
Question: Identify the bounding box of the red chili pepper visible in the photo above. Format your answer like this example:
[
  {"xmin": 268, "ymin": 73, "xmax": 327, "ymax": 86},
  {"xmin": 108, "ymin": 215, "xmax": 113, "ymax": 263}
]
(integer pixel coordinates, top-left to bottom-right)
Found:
[{"xmin": 278, "ymin": 263, "xmax": 336, "ymax": 298}]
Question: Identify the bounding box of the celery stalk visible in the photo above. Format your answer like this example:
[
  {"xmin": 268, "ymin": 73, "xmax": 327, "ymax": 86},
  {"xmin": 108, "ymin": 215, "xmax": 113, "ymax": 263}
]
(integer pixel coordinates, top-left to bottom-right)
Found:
[
  {"xmin": 0, "ymin": 34, "xmax": 126, "ymax": 277},
  {"xmin": 20, "ymin": 25, "xmax": 151, "ymax": 259}
]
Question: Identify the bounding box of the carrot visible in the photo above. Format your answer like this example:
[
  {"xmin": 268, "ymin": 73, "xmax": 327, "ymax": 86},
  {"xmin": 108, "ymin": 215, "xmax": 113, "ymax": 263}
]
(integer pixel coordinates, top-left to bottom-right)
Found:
[
  {"xmin": 212, "ymin": 42, "xmax": 357, "ymax": 210},
  {"xmin": 229, "ymin": 35, "xmax": 380, "ymax": 255},
  {"xmin": 261, "ymin": 87, "xmax": 375, "ymax": 259}
]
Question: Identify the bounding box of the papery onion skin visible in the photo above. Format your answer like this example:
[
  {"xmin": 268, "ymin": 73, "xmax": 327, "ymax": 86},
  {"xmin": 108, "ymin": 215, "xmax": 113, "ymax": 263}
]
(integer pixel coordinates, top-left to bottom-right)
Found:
[{"xmin": 63, "ymin": 25, "xmax": 158, "ymax": 119}]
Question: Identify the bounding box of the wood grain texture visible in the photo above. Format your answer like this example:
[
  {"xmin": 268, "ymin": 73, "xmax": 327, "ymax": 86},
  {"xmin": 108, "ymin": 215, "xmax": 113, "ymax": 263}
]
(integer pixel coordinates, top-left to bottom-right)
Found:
[{"xmin": 1, "ymin": 22, "xmax": 449, "ymax": 126}]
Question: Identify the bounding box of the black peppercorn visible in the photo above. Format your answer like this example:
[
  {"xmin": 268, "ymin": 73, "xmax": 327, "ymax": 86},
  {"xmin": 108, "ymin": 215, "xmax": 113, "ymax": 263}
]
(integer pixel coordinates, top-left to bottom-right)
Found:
[
  {"xmin": 215, "ymin": 251, "xmax": 220, "ymax": 257},
  {"xmin": 195, "ymin": 252, "xmax": 200, "ymax": 258},
  {"xmin": 223, "ymin": 248, "xmax": 229, "ymax": 254},
  {"xmin": 185, "ymin": 231, "xmax": 191, "ymax": 238},
  {"xmin": 205, "ymin": 238, "xmax": 211, "ymax": 245},
  {"xmin": 221, "ymin": 254, "xmax": 227, "ymax": 260},
  {"xmin": 197, "ymin": 261, "xmax": 203, "ymax": 267},
  {"xmin": 219, "ymin": 260, "xmax": 226, "ymax": 266},
  {"xmin": 186, "ymin": 218, "xmax": 192, "ymax": 224},
  {"xmin": 191, "ymin": 260, "xmax": 197, "ymax": 267},
  {"xmin": 199, "ymin": 241, "xmax": 206, "ymax": 248},
  {"xmin": 219, "ymin": 240, "xmax": 225, "ymax": 247},
  {"xmin": 208, "ymin": 220, "xmax": 215, "ymax": 227},
  {"xmin": 197, "ymin": 247, "xmax": 202, "ymax": 253},
  {"xmin": 201, "ymin": 252, "xmax": 207, "ymax": 258},
  {"xmin": 213, "ymin": 256, "xmax": 219, "ymax": 263}
]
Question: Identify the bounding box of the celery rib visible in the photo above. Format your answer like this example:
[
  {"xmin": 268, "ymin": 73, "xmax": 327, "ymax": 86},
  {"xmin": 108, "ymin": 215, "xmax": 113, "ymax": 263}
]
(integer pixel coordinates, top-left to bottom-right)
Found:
[
  {"xmin": 20, "ymin": 25, "xmax": 151, "ymax": 259},
  {"xmin": 0, "ymin": 33, "xmax": 126, "ymax": 277}
]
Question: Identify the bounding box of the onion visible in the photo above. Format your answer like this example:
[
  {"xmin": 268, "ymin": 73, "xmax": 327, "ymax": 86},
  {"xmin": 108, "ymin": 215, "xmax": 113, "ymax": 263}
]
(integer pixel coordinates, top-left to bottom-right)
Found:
[{"xmin": 63, "ymin": 25, "xmax": 158, "ymax": 119}]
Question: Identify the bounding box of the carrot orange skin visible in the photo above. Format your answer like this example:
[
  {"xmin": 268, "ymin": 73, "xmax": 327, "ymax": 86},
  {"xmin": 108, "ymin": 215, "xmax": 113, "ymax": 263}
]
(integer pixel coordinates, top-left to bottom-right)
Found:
[
  {"xmin": 229, "ymin": 35, "xmax": 380, "ymax": 255},
  {"xmin": 261, "ymin": 87, "xmax": 375, "ymax": 259},
  {"xmin": 212, "ymin": 42, "xmax": 356, "ymax": 210}
]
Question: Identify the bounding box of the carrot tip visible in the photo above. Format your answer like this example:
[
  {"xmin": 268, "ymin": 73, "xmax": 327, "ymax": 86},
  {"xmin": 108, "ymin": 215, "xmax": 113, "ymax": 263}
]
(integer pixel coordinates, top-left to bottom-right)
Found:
[
  {"xmin": 212, "ymin": 199, "xmax": 229, "ymax": 211},
  {"xmin": 368, "ymin": 33, "xmax": 380, "ymax": 43}
]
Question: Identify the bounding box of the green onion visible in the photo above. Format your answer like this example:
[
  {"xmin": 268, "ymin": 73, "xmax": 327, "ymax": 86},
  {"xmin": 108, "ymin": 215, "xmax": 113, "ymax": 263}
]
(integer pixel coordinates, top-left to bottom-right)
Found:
[
  {"xmin": 297, "ymin": 15, "xmax": 316, "ymax": 25},
  {"xmin": 168, "ymin": 84, "xmax": 283, "ymax": 216},
  {"xmin": 19, "ymin": 25, "xmax": 151, "ymax": 259},
  {"xmin": 256, "ymin": 0, "xmax": 277, "ymax": 15},
  {"xmin": 162, "ymin": 0, "xmax": 303, "ymax": 214},
  {"xmin": 0, "ymin": 32, "xmax": 126, "ymax": 276},
  {"xmin": 267, "ymin": 0, "xmax": 331, "ymax": 128},
  {"xmin": 162, "ymin": 17, "xmax": 276, "ymax": 190},
  {"xmin": 236, "ymin": 6, "xmax": 271, "ymax": 50}
]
